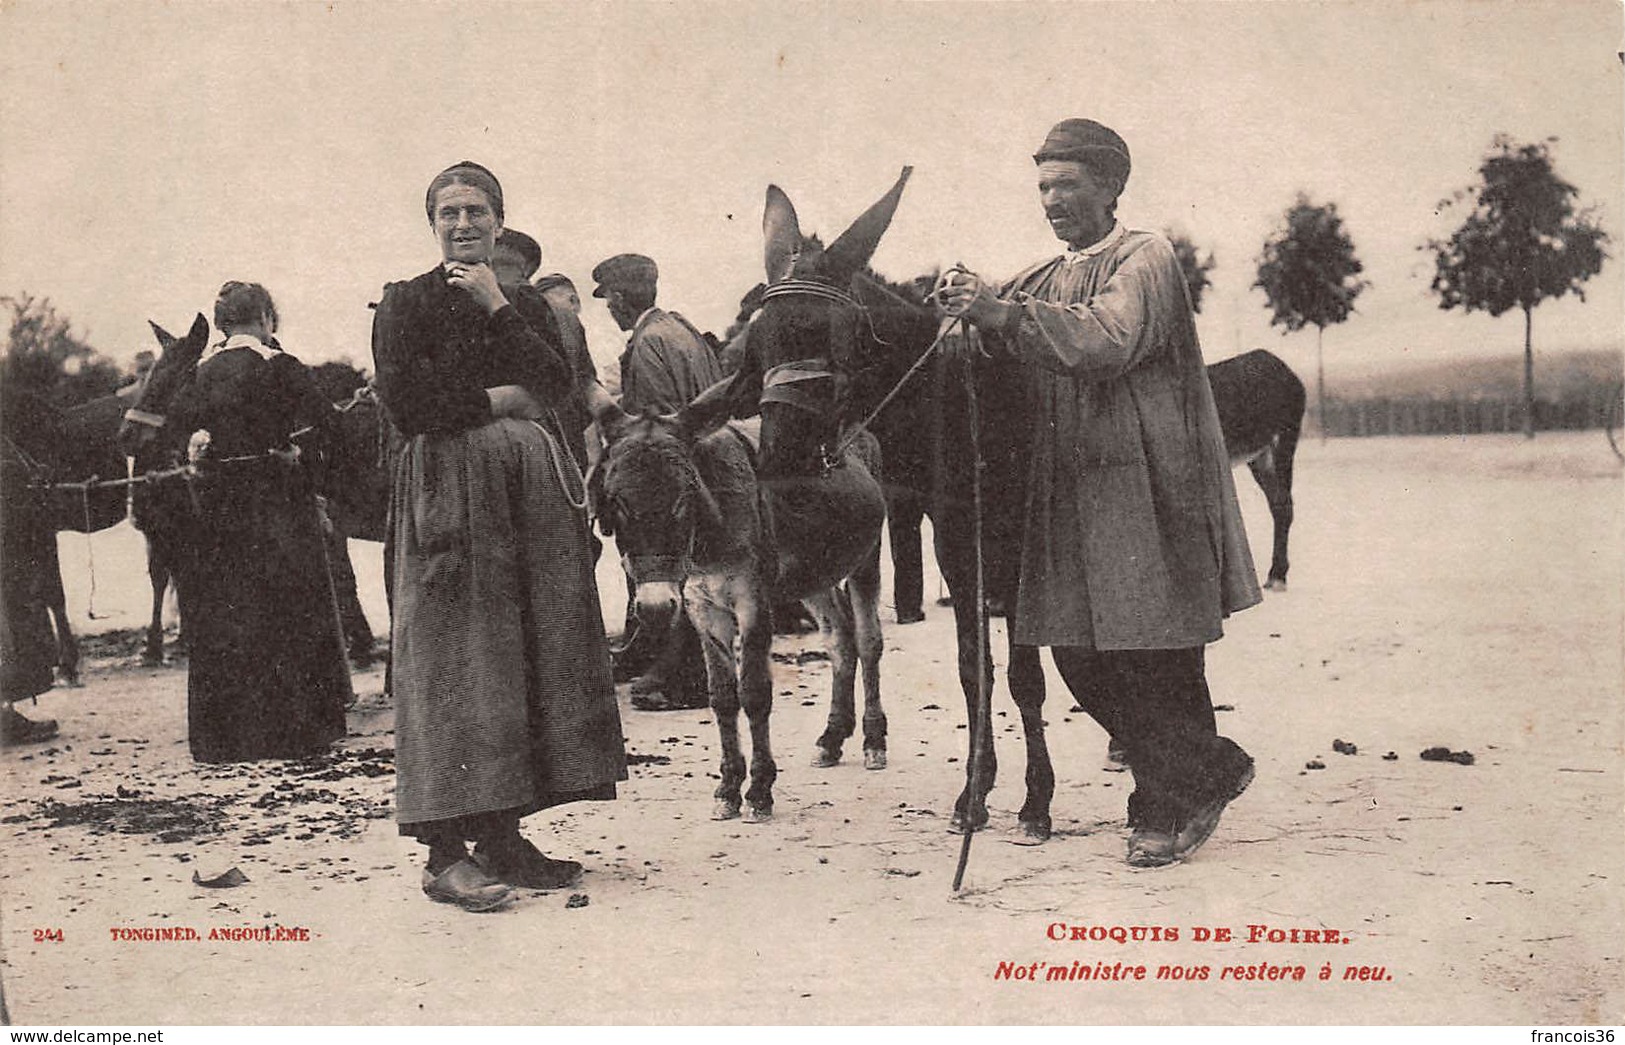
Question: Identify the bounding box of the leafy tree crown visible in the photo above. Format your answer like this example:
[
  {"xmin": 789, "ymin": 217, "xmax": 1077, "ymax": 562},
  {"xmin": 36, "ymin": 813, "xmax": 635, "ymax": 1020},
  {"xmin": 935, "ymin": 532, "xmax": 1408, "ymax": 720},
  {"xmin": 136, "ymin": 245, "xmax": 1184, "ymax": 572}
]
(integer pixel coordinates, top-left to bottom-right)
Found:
[
  {"xmin": 1423, "ymin": 135, "xmax": 1609, "ymax": 317},
  {"xmin": 1254, "ymin": 193, "xmax": 1369, "ymax": 333}
]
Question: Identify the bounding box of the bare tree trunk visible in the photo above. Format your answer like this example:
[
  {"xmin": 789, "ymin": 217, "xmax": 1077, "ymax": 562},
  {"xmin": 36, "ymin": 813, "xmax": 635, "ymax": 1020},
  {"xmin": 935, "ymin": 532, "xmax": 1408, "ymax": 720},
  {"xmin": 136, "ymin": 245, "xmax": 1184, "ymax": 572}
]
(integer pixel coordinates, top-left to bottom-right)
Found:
[
  {"xmin": 1316, "ymin": 325, "xmax": 1327, "ymax": 444},
  {"xmin": 1522, "ymin": 305, "xmax": 1535, "ymax": 439}
]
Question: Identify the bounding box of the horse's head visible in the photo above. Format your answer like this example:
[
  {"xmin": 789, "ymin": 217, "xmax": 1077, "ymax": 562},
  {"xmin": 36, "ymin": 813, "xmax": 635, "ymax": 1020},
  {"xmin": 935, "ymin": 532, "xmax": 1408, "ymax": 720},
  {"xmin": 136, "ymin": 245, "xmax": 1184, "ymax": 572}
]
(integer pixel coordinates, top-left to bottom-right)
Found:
[
  {"xmin": 117, "ymin": 313, "xmax": 209, "ymax": 456},
  {"xmin": 746, "ymin": 168, "xmax": 912, "ymax": 477},
  {"xmin": 598, "ymin": 403, "xmax": 724, "ymax": 625}
]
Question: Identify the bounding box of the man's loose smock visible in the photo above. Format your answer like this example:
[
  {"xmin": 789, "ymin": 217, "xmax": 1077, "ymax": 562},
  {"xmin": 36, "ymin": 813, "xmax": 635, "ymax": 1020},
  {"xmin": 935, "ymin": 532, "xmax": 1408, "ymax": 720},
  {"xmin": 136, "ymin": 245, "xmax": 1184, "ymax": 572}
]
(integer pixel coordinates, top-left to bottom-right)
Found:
[
  {"xmin": 990, "ymin": 225, "xmax": 1260, "ymax": 650},
  {"xmin": 619, "ymin": 307, "xmax": 723, "ymax": 415}
]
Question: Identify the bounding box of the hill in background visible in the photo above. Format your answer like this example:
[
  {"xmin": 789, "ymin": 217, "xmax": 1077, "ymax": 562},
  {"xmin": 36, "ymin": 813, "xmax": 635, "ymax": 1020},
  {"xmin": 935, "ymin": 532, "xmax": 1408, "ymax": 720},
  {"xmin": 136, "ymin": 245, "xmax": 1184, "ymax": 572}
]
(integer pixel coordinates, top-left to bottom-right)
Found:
[{"xmin": 1331, "ymin": 348, "xmax": 1622, "ymax": 400}]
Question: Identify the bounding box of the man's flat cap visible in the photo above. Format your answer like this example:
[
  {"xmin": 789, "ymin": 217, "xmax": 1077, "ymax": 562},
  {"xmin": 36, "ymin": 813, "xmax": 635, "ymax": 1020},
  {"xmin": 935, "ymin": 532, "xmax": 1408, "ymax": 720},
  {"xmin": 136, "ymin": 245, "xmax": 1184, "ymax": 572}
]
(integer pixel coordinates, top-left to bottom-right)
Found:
[
  {"xmin": 591, "ymin": 254, "xmax": 658, "ymax": 297},
  {"xmin": 1033, "ymin": 118, "xmax": 1131, "ymax": 184}
]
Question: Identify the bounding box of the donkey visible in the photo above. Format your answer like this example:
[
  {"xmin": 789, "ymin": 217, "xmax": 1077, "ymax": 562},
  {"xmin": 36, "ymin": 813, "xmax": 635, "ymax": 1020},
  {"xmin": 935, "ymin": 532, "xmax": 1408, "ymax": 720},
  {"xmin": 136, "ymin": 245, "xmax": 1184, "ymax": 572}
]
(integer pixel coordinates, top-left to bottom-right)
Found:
[
  {"xmin": 1205, "ymin": 349, "xmax": 1304, "ymax": 589},
  {"xmin": 613, "ymin": 170, "xmax": 922, "ymax": 805},
  {"xmin": 598, "ymin": 409, "xmax": 782, "ymax": 819}
]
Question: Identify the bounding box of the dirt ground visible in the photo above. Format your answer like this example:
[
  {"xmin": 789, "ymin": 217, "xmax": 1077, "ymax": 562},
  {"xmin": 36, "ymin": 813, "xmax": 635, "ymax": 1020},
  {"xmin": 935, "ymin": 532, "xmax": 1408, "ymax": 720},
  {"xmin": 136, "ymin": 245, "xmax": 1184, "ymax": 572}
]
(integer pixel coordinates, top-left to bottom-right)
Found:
[{"xmin": 2, "ymin": 431, "xmax": 1621, "ymax": 1026}]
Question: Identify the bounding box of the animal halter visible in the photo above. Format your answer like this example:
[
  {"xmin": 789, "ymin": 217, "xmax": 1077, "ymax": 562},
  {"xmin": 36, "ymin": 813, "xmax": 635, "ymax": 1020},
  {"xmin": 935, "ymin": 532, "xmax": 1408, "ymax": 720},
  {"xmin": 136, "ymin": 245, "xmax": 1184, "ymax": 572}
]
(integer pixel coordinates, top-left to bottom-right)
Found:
[{"xmin": 760, "ymin": 279, "xmax": 861, "ymax": 310}]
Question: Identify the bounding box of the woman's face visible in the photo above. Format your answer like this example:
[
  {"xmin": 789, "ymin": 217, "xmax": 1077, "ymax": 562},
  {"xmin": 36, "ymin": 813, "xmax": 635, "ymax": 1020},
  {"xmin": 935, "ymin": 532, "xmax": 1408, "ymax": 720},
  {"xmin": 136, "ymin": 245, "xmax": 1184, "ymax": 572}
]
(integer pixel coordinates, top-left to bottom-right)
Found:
[{"xmin": 432, "ymin": 182, "xmax": 501, "ymax": 264}]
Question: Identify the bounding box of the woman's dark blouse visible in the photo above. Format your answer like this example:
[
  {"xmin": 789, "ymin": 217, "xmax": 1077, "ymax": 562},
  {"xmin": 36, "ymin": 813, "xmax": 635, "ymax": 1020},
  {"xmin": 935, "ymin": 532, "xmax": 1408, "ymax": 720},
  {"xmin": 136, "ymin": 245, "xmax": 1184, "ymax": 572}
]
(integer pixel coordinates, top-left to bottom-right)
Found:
[
  {"xmin": 371, "ymin": 267, "xmax": 572, "ymax": 437},
  {"xmin": 169, "ymin": 348, "xmax": 338, "ymax": 462}
]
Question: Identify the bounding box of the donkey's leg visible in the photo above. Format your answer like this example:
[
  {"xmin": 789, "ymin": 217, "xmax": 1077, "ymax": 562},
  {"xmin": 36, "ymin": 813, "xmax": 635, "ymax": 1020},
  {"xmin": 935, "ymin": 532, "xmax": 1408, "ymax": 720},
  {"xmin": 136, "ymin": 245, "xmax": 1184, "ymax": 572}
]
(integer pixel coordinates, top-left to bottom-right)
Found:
[
  {"xmin": 686, "ymin": 577, "xmax": 746, "ymax": 820},
  {"xmin": 1009, "ymin": 641, "xmax": 1053, "ymax": 844},
  {"xmin": 804, "ymin": 588, "xmax": 857, "ymax": 768},
  {"xmin": 934, "ymin": 528, "xmax": 997, "ymax": 834},
  {"xmin": 736, "ymin": 582, "xmax": 777, "ymax": 821},
  {"xmin": 142, "ymin": 538, "xmax": 168, "ymax": 666},
  {"xmin": 847, "ymin": 548, "xmax": 887, "ymax": 770},
  {"xmin": 43, "ymin": 538, "xmax": 80, "ymax": 686},
  {"xmin": 1260, "ymin": 424, "xmax": 1300, "ymax": 590}
]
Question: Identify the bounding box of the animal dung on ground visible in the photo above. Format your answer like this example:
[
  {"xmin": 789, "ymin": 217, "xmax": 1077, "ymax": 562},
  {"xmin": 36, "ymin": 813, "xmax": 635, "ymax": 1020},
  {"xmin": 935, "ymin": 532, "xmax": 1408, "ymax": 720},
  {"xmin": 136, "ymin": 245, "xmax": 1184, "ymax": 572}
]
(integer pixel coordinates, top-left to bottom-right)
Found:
[
  {"xmin": 1305, "ymin": 759, "xmax": 1326, "ymax": 770},
  {"xmin": 1382, "ymin": 751, "xmax": 1399, "ymax": 761},
  {"xmin": 565, "ymin": 893, "xmax": 589, "ymax": 909},
  {"xmin": 1332, "ymin": 739, "xmax": 1358, "ymax": 755},
  {"xmin": 1420, "ymin": 747, "xmax": 1475, "ymax": 766}
]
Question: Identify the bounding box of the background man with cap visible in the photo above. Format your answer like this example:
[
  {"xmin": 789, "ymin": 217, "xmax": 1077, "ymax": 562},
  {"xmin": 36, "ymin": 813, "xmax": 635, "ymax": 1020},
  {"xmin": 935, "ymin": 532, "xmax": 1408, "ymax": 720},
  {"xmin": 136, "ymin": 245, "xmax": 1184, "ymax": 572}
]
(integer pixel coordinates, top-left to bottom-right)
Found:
[
  {"xmin": 593, "ymin": 253, "xmax": 722, "ymax": 416},
  {"xmin": 592, "ymin": 252, "xmax": 723, "ymax": 710},
  {"xmin": 490, "ymin": 228, "xmax": 543, "ymax": 286},
  {"xmin": 934, "ymin": 118, "xmax": 1262, "ymax": 869}
]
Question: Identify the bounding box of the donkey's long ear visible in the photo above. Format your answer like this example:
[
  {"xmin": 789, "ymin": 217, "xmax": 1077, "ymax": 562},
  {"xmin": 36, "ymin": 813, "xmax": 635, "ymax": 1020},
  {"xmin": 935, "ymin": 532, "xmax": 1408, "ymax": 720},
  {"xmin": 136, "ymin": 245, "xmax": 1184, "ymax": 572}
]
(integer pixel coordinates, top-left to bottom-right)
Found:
[
  {"xmin": 186, "ymin": 312, "xmax": 210, "ymax": 347},
  {"xmin": 763, "ymin": 185, "xmax": 803, "ymax": 284},
  {"xmin": 148, "ymin": 320, "xmax": 175, "ymax": 350},
  {"xmin": 823, "ymin": 166, "xmax": 913, "ymax": 285}
]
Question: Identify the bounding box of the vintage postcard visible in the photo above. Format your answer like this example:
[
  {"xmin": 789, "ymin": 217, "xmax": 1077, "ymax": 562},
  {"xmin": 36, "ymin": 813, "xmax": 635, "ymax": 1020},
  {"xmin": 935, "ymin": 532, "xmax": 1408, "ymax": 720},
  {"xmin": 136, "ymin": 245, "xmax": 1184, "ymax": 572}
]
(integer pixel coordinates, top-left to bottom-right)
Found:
[{"xmin": 1, "ymin": 0, "xmax": 1620, "ymax": 1029}]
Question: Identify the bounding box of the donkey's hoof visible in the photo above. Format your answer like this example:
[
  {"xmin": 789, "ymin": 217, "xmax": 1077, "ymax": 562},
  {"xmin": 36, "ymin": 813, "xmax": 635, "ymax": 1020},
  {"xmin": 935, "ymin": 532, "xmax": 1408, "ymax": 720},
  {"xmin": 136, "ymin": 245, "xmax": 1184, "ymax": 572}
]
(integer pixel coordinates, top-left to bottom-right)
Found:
[
  {"xmin": 712, "ymin": 798, "xmax": 742, "ymax": 821},
  {"xmin": 742, "ymin": 803, "xmax": 773, "ymax": 824},
  {"xmin": 863, "ymin": 749, "xmax": 887, "ymax": 771},
  {"xmin": 948, "ymin": 810, "xmax": 988, "ymax": 835},
  {"xmin": 140, "ymin": 653, "xmax": 164, "ymax": 668},
  {"xmin": 1262, "ymin": 578, "xmax": 1287, "ymax": 592},
  {"xmin": 1011, "ymin": 819, "xmax": 1052, "ymax": 846},
  {"xmin": 811, "ymin": 746, "xmax": 842, "ymax": 768},
  {"xmin": 55, "ymin": 672, "xmax": 84, "ymax": 689}
]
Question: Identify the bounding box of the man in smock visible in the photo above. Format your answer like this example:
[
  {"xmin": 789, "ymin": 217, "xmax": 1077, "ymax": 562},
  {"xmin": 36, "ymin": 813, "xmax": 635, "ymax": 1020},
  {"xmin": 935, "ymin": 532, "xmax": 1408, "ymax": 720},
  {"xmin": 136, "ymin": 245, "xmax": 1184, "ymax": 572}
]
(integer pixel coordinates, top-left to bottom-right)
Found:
[{"xmin": 935, "ymin": 118, "xmax": 1262, "ymax": 868}]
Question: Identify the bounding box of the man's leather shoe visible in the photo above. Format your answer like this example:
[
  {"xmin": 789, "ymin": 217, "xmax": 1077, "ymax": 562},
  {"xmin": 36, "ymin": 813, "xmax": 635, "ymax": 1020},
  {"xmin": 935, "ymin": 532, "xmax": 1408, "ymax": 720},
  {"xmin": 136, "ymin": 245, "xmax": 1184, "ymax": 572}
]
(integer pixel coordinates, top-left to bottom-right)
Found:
[
  {"xmin": 1174, "ymin": 762, "xmax": 1256, "ymax": 860},
  {"xmin": 1126, "ymin": 828, "xmax": 1178, "ymax": 868},
  {"xmin": 421, "ymin": 859, "xmax": 512, "ymax": 912}
]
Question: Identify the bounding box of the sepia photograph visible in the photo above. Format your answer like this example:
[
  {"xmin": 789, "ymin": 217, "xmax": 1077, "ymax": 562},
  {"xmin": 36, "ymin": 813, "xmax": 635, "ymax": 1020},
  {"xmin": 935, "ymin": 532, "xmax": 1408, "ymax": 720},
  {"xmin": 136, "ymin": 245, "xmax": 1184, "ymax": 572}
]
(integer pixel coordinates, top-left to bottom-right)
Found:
[{"xmin": 1, "ymin": 0, "xmax": 1621, "ymax": 1030}]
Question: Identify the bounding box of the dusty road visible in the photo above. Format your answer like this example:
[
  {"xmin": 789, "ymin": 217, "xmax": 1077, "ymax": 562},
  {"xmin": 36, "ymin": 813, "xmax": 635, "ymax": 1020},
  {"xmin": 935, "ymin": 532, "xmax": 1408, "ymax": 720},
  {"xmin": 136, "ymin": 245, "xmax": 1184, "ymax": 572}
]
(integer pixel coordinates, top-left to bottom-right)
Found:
[{"xmin": 3, "ymin": 432, "xmax": 1621, "ymax": 1025}]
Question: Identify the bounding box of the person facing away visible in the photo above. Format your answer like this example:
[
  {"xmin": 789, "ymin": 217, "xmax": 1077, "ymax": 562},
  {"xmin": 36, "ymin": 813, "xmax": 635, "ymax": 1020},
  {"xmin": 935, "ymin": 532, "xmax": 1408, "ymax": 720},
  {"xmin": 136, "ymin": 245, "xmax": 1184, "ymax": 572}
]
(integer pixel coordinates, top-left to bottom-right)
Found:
[
  {"xmin": 591, "ymin": 253, "xmax": 722, "ymax": 711},
  {"xmin": 371, "ymin": 160, "xmax": 626, "ymax": 913},
  {"xmin": 934, "ymin": 118, "xmax": 1262, "ymax": 869},
  {"xmin": 163, "ymin": 281, "xmax": 352, "ymax": 763},
  {"xmin": 592, "ymin": 253, "xmax": 723, "ymax": 416}
]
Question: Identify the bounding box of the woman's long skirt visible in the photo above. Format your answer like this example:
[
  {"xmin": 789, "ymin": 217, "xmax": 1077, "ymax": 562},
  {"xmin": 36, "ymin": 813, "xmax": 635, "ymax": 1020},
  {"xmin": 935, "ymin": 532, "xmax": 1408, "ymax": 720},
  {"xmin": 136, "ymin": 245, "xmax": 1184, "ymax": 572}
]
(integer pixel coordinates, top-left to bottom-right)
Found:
[
  {"xmin": 175, "ymin": 464, "xmax": 351, "ymax": 763},
  {"xmin": 390, "ymin": 418, "xmax": 624, "ymax": 834}
]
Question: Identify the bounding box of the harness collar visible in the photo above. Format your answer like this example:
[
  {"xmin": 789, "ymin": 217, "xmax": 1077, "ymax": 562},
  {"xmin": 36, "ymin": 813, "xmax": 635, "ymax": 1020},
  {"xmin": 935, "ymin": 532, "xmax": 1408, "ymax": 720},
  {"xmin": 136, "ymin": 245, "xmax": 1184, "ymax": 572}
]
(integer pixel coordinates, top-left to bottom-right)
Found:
[{"xmin": 760, "ymin": 279, "xmax": 860, "ymax": 310}]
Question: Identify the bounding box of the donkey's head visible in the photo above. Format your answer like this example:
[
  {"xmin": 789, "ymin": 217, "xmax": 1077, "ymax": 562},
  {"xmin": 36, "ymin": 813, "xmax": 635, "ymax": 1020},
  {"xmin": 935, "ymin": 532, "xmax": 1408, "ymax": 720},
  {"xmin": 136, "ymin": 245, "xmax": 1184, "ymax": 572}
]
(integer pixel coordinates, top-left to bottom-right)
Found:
[
  {"xmin": 116, "ymin": 313, "xmax": 209, "ymax": 456},
  {"xmin": 746, "ymin": 167, "xmax": 912, "ymax": 478},
  {"xmin": 598, "ymin": 404, "xmax": 726, "ymax": 625}
]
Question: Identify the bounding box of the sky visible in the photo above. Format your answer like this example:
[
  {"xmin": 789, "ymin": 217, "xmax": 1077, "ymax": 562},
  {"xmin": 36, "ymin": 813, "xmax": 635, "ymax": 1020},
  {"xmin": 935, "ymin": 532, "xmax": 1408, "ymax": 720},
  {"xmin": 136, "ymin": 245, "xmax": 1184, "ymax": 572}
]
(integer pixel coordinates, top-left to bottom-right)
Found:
[{"xmin": 2, "ymin": 0, "xmax": 1621, "ymax": 389}]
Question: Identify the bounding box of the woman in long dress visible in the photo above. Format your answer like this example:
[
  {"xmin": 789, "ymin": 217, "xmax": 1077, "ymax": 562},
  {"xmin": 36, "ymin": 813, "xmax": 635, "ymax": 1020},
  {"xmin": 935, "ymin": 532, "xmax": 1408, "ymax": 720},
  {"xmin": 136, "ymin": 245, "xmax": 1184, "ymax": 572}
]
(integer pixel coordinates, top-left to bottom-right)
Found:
[
  {"xmin": 165, "ymin": 281, "xmax": 352, "ymax": 762},
  {"xmin": 372, "ymin": 161, "xmax": 624, "ymax": 912}
]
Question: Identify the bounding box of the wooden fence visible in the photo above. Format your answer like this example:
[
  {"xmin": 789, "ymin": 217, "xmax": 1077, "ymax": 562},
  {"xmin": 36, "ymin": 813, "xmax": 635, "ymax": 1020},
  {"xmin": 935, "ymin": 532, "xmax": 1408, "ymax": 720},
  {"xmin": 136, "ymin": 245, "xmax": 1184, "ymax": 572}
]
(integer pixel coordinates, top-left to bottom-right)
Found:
[{"xmin": 1319, "ymin": 388, "xmax": 1623, "ymax": 438}]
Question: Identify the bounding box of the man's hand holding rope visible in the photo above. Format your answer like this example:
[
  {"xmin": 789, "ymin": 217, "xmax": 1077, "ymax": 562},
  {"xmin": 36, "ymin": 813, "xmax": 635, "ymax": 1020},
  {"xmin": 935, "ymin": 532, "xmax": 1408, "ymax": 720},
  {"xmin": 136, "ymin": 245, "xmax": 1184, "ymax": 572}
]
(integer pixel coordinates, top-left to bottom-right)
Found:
[{"xmin": 932, "ymin": 265, "xmax": 1018, "ymax": 334}]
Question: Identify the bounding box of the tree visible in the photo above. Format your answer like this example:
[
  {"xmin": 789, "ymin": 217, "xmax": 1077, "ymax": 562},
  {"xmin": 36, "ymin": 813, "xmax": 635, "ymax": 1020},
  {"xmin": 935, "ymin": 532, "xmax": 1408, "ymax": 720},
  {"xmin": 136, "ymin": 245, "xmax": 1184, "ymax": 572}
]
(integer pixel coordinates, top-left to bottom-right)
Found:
[
  {"xmin": 1253, "ymin": 195, "xmax": 1369, "ymax": 441},
  {"xmin": 1423, "ymin": 135, "xmax": 1610, "ymax": 438},
  {"xmin": 1166, "ymin": 230, "xmax": 1217, "ymax": 314},
  {"xmin": 0, "ymin": 294, "xmax": 123, "ymax": 406}
]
